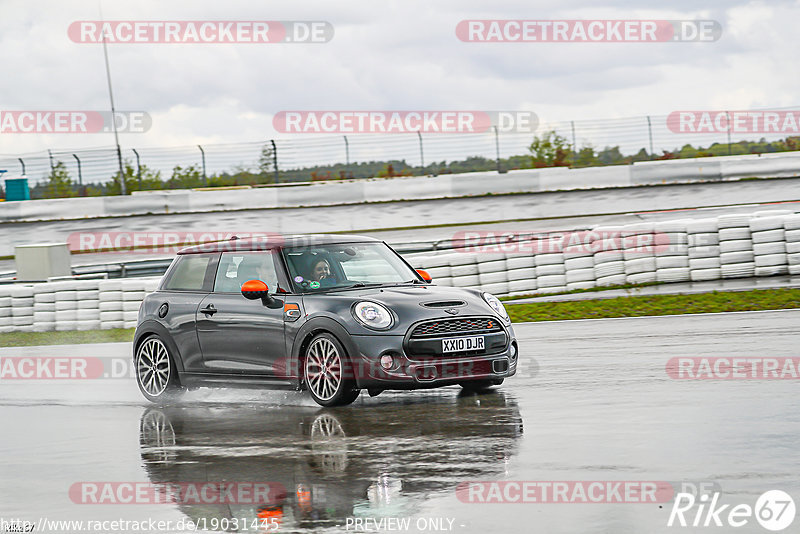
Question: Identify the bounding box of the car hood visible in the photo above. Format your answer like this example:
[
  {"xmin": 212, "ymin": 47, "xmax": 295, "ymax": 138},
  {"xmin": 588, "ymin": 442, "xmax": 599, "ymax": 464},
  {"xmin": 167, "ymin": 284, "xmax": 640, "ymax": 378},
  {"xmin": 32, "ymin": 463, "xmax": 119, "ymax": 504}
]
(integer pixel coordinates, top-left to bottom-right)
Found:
[{"xmin": 302, "ymin": 284, "xmax": 508, "ymax": 334}]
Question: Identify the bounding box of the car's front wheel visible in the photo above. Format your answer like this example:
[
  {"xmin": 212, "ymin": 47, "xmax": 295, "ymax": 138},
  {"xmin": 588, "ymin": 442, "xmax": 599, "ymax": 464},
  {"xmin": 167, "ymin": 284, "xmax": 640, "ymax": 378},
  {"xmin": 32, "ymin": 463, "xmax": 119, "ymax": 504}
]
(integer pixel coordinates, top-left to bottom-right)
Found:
[
  {"xmin": 135, "ymin": 335, "xmax": 184, "ymax": 403},
  {"xmin": 304, "ymin": 333, "xmax": 360, "ymax": 407}
]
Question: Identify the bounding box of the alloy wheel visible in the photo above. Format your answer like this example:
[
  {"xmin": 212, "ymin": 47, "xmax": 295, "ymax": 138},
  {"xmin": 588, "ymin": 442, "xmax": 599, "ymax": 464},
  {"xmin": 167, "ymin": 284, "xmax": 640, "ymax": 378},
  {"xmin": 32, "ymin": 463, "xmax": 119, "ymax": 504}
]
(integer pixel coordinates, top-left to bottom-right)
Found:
[
  {"xmin": 305, "ymin": 337, "xmax": 343, "ymax": 401},
  {"xmin": 136, "ymin": 337, "xmax": 171, "ymax": 397}
]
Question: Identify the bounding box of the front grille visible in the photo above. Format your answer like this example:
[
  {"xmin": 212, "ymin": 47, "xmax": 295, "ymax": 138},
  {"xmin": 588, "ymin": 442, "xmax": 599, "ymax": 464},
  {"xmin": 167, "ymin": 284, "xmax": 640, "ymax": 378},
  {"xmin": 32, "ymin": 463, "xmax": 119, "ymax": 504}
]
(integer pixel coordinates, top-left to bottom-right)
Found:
[{"xmin": 410, "ymin": 317, "xmax": 502, "ymax": 338}]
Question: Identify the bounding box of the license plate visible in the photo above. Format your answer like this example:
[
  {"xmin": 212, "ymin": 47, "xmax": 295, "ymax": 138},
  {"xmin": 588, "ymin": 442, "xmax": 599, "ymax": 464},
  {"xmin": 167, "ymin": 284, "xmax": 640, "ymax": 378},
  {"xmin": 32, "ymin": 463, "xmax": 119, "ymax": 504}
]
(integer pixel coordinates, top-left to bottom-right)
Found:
[{"xmin": 442, "ymin": 336, "xmax": 485, "ymax": 353}]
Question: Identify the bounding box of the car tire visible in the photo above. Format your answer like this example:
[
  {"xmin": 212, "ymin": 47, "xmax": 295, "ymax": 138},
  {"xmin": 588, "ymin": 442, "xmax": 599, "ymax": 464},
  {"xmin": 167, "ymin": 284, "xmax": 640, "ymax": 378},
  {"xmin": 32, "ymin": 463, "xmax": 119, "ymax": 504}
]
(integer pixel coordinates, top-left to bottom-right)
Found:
[
  {"xmin": 135, "ymin": 335, "xmax": 184, "ymax": 403},
  {"xmin": 303, "ymin": 333, "xmax": 360, "ymax": 407},
  {"xmin": 459, "ymin": 378, "xmax": 504, "ymax": 391}
]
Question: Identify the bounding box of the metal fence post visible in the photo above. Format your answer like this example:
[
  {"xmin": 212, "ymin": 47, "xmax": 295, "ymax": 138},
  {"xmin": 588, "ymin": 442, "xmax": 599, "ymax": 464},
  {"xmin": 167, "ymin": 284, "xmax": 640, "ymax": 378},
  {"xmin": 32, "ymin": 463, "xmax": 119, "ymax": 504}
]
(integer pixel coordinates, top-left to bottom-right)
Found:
[
  {"xmin": 647, "ymin": 116, "xmax": 654, "ymax": 159},
  {"xmin": 18, "ymin": 157, "xmax": 25, "ymax": 176},
  {"xmin": 132, "ymin": 148, "xmax": 142, "ymax": 188},
  {"xmin": 344, "ymin": 135, "xmax": 350, "ymax": 166},
  {"xmin": 571, "ymin": 121, "xmax": 577, "ymax": 163},
  {"xmin": 493, "ymin": 126, "xmax": 501, "ymax": 173},
  {"xmin": 417, "ymin": 132, "xmax": 424, "ymax": 172},
  {"xmin": 270, "ymin": 139, "xmax": 279, "ymax": 183},
  {"xmin": 72, "ymin": 154, "xmax": 82, "ymax": 186},
  {"xmin": 198, "ymin": 145, "xmax": 207, "ymax": 183},
  {"xmin": 726, "ymin": 111, "xmax": 732, "ymax": 155},
  {"xmin": 48, "ymin": 150, "xmax": 54, "ymax": 172}
]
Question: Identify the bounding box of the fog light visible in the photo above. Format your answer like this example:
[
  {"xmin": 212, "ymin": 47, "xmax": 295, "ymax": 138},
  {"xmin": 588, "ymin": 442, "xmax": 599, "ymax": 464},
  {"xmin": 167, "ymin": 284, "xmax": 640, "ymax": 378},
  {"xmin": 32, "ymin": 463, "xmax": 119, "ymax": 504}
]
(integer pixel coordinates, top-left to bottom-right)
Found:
[{"xmin": 380, "ymin": 354, "xmax": 394, "ymax": 370}]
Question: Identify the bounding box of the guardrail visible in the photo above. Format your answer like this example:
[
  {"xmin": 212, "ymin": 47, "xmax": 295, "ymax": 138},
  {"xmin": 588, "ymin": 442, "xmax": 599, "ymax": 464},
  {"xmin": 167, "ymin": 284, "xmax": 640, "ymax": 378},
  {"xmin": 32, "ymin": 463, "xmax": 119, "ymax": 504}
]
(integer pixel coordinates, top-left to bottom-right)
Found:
[{"xmin": 1, "ymin": 208, "xmax": 799, "ymax": 333}]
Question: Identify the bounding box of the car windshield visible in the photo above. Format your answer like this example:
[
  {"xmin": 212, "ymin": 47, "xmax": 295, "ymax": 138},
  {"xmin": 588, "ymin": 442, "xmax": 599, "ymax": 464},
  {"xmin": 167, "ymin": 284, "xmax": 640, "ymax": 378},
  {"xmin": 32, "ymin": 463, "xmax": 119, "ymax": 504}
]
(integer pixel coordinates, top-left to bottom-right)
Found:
[{"xmin": 282, "ymin": 242, "xmax": 419, "ymax": 292}]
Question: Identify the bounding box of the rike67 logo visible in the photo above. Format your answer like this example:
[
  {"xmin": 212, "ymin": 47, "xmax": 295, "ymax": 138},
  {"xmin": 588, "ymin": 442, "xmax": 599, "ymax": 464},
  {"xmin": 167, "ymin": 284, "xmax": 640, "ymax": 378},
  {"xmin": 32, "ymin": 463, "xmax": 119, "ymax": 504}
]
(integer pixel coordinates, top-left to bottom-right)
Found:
[{"xmin": 669, "ymin": 490, "xmax": 795, "ymax": 531}]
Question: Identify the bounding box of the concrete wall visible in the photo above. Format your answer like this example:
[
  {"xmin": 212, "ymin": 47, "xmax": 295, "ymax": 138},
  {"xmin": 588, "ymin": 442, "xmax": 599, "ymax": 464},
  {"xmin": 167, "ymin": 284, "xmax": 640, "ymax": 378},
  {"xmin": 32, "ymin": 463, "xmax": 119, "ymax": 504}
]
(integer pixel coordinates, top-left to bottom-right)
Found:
[{"xmin": 3, "ymin": 152, "xmax": 800, "ymax": 223}]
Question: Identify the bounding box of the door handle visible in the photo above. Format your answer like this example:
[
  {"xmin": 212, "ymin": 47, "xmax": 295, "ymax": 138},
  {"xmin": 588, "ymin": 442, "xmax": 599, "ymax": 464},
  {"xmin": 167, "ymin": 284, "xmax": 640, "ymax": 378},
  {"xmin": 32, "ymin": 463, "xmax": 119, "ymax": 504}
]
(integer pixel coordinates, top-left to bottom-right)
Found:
[{"xmin": 200, "ymin": 304, "xmax": 217, "ymax": 315}]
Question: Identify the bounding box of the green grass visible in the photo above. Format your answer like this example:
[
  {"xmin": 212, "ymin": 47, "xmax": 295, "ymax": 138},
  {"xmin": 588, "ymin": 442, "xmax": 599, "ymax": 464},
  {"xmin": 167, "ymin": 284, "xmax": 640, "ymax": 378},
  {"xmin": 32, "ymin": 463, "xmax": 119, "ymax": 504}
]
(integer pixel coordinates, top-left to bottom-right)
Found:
[
  {"xmin": 1, "ymin": 288, "xmax": 800, "ymax": 346},
  {"xmin": 0, "ymin": 328, "xmax": 134, "ymax": 347},
  {"xmin": 505, "ymin": 288, "xmax": 800, "ymax": 322}
]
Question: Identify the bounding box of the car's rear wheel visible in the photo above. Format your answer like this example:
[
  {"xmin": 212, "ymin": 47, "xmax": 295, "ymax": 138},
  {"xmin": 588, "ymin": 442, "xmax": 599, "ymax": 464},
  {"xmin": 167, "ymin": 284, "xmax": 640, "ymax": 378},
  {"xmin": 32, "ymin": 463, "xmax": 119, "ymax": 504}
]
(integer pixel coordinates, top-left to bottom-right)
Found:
[
  {"xmin": 135, "ymin": 335, "xmax": 184, "ymax": 403},
  {"xmin": 304, "ymin": 333, "xmax": 360, "ymax": 407},
  {"xmin": 459, "ymin": 378, "xmax": 504, "ymax": 391}
]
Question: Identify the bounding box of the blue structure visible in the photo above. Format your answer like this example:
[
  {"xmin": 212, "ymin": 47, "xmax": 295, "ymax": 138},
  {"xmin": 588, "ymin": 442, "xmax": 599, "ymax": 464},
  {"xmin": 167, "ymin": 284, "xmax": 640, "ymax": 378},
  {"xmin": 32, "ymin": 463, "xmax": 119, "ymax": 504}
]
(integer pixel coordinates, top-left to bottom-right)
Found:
[{"xmin": 4, "ymin": 173, "xmax": 31, "ymax": 201}]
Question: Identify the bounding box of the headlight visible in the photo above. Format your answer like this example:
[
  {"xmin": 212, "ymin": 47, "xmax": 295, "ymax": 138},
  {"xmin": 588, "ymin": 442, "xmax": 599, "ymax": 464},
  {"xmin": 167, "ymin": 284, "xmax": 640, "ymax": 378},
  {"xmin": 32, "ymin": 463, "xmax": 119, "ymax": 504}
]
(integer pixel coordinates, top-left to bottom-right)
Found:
[
  {"xmin": 482, "ymin": 293, "xmax": 510, "ymax": 323},
  {"xmin": 353, "ymin": 301, "xmax": 393, "ymax": 330}
]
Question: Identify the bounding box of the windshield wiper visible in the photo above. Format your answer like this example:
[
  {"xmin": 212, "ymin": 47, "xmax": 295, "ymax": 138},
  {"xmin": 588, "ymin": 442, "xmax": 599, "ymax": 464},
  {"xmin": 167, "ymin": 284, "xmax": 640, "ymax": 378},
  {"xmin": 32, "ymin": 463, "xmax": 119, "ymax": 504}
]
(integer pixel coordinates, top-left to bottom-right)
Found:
[{"xmin": 341, "ymin": 282, "xmax": 384, "ymax": 289}]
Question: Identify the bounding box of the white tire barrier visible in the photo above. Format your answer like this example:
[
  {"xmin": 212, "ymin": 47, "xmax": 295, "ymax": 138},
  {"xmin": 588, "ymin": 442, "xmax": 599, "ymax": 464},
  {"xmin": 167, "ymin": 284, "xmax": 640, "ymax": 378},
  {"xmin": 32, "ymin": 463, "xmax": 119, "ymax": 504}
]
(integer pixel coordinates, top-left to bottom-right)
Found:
[
  {"xmin": 535, "ymin": 253, "xmax": 565, "ymax": 266},
  {"xmin": 594, "ymin": 261, "xmax": 625, "ymax": 278},
  {"xmin": 536, "ymin": 263, "xmax": 566, "ymax": 276},
  {"xmin": 720, "ymin": 240, "xmax": 754, "ymax": 253},
  {"xmin": 565, "ymin": 269, "xmax": 595, "ymax": 283},
  {"xmin": 721, "ymin": 263, "xmax": 756, "ymax": 278},
  {"xmin": 626, "ymin": 272, "xmax": 657, "ymax": 284},
  {"xmin": 717, "ymin": 213, "xmax": 752, "ymax": 229},
  {"xmin": 751, "ymin": 216, "xmax": 788, "ymax": 276},
  {"xmin": 752, "ymin": 229, "xmax": 785, "ymax": 244},
  {"xmin": 564, "ymin": 257, "xmax": 594, "ymax": 270},
  {"xmin": 687, "ymin": 218, "xmax": 720, "ymax": 284},
  {"xmin": 625, "ymin": 257, "xmax": 656, "ymax": 275},
  {"xmin": 718, "ymin": 214, "xmax": 755, "ymax": 279},
  {"xmin": 691, "ymin": 268, "xmax": 722, "ymax": 281},
  {"xmin": 719, "ymin": 227, "xmax": 751, "ymax": 241},
  {"xmin": 0, "ymin": 276, "xmax": 163, "ymax": 334},
  {"xmin": 622, "ymin": 222, "xmax": 656, "ymax": 283},
  {"xmin": 656, "ymin": 256, "xmax": 689, "ymax": 269},
  {"xmin": 596, "ymin": 274, "xmax": 627, "ymax": 286},
  {"xmin": 688, "ymin": 233, "xmax": 719, "ymax": 247},
  {"xmin": 4, "ymin": 209, "xmax": 800, "ymax": 334},
  {"xmin": 686, "ymin": 218, "xmax": 718, "ymax": 234},
  {"xmin": 689, "ymin": 258, "xmax": 721, "ymax": 270},
  {"xmin": 753, "ymin": 242, "xmax": 786, "ymax": 256},
  {"xmin": 657, "ymin": 267, "xmax": 691, "ymax": 283}
]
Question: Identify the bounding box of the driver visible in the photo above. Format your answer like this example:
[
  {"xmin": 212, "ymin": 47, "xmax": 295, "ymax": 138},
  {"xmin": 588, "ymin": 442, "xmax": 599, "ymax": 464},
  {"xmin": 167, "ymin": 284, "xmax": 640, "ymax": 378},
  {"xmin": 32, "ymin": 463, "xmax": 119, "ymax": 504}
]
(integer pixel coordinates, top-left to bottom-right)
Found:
[{"xmin": 310, "ymin": 258, "xmax": 332, "ymax": 282}]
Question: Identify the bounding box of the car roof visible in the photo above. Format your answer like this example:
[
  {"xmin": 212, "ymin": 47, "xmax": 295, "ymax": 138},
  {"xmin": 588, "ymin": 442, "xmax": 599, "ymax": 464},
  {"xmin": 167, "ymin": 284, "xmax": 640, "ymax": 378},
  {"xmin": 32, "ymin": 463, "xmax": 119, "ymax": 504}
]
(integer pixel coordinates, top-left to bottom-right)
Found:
[{"xmin": 178, "ymin": 233, "xmax": 381, "ymax": 254}]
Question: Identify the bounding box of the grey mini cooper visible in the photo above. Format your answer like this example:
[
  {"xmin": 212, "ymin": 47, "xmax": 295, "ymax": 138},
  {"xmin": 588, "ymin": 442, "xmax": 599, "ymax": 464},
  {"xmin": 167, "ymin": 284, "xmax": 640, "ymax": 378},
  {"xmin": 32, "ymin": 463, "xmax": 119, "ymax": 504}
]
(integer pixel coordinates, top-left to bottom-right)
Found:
[{"xmin": 133, "ymin": 234, "xmax": 518, "ymax": 406}]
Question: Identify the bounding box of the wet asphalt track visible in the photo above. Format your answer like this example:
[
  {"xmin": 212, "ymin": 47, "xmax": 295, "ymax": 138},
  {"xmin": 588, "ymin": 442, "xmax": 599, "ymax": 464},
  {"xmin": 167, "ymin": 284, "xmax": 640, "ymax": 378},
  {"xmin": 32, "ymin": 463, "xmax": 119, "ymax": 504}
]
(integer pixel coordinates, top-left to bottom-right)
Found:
[{"xmin": 1, "ymin": 310, "xmax": 799, "ymax": 533}]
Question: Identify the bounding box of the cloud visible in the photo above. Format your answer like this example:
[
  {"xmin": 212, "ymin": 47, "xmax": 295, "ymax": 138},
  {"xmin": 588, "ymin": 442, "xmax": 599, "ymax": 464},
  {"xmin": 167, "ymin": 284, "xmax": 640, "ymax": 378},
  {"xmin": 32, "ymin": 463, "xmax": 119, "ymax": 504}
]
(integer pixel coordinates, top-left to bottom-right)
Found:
[{"xmin": 0, "ymin": 0, "xmax": 796, "ymax": 164}]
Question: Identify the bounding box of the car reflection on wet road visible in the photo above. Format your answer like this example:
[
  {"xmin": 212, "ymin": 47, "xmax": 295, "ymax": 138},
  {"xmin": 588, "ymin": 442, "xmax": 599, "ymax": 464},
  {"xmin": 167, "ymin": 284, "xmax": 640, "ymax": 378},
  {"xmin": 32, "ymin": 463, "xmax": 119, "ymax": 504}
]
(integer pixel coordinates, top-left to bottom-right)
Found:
[{"xmin": 138, "ymin": 392, "xmax": 522, "ymax": 531}]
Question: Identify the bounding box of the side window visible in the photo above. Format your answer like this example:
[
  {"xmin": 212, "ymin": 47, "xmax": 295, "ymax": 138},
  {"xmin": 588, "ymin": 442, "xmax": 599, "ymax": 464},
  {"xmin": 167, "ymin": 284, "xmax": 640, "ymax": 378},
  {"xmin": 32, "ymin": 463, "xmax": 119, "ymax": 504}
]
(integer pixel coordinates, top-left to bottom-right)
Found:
[
  {"xmin": 214, "ymin": 251, "xmax": 279, "ymax": 293},
  {"xmin": 163, "ymin": 254, "xmax": 213, "ymax": 291}
]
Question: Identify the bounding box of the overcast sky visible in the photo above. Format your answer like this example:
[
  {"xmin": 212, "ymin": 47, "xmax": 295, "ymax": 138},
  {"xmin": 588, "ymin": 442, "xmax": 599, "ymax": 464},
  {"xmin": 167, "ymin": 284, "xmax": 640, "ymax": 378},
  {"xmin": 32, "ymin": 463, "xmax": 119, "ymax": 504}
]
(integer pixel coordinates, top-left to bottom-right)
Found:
[{"xmin": 0, "ymin": 0, "xmax": 797, "ymax": 168}]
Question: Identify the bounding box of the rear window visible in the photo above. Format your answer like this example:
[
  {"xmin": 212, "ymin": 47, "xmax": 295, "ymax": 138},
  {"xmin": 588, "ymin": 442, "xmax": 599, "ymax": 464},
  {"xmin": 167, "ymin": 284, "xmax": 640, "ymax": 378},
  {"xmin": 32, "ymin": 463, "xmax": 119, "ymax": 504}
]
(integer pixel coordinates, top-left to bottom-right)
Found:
[{"xmin": 163, "ymin": 254, "xmax": 214, "ymax": 291}]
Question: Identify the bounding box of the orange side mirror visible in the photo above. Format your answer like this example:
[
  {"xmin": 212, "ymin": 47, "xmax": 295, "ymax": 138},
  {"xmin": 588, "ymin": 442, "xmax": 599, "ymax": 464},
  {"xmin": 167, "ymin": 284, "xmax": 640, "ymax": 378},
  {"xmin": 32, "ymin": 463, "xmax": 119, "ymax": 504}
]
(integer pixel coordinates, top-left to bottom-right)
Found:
[
  {"xmin": 416, "ymin": 269, "xmax": 432, "ymax": 283},
  {"xmin": 241, "ymin": 279, "xmax": 269, "ymax": 300}
]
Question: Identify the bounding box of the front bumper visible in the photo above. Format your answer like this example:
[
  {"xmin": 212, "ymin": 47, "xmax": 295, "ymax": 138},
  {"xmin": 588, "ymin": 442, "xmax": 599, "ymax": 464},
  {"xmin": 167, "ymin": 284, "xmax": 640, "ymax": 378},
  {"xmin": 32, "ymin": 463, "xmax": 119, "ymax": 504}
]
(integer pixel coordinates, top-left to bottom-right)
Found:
[{"xmin": 349, "ymin": 330, "xmax": 518, "ymax": 390}]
